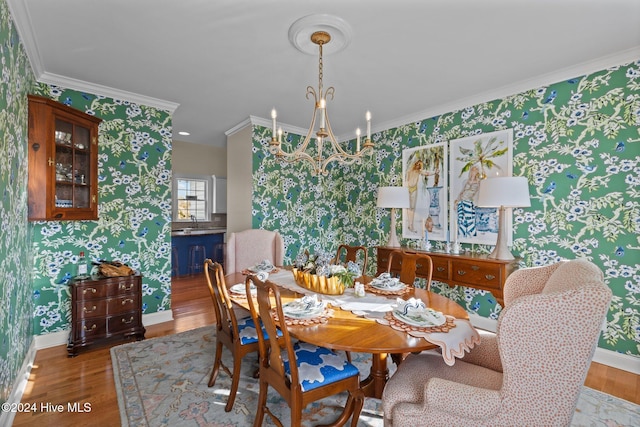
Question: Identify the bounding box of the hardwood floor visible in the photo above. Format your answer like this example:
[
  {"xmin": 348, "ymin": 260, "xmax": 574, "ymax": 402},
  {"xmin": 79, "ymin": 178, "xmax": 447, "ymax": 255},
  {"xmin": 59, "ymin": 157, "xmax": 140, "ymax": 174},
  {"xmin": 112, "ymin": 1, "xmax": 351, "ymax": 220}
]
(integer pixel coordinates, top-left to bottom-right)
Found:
[{"xmin": 13, "ymin": 274, "xmax": 639, "ymax": 426}]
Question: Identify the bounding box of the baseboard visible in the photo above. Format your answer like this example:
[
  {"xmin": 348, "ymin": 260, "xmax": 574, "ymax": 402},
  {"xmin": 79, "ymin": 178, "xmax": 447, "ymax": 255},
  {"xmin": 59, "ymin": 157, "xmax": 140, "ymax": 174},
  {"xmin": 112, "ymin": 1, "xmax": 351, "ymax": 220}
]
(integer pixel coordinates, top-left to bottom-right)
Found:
[
  {"xmin": 468, "ymin": 313, "xmax": 639, "ymax": 374},
  {"xmin": 0, "ymin": 340, "xmax": 37, "ymax": 427},
  {"xmin": 33, "ymin": 310, "xmax": 175, "ymax": 350},
  {"xmin": 142, "ymin": 310, "xmax": 174, "ymax": 326},
  {"xmin": 592, "ymin": 347, "xmax": 640, "ymax": 375}
]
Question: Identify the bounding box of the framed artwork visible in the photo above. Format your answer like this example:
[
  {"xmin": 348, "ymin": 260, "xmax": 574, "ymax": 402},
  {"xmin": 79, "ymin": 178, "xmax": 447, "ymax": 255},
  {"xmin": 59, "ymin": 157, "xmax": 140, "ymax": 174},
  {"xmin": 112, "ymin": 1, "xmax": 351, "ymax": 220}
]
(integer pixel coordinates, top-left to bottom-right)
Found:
[
  {"xmin": 449, "ymin": 129, "xmax": 513, "ymax": 245},
  {"xmin": 402, "ymin": 143, "xmax": 448, "ymax": 241}
]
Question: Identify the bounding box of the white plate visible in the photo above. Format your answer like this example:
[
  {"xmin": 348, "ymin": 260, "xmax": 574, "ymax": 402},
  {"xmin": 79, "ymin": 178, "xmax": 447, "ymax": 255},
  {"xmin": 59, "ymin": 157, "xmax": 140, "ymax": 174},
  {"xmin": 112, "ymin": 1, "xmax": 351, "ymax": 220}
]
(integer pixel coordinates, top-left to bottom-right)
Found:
[
  {"xmin": 370, "ymin": 280, "xmax": 406, "ymax": 291},
  {"xmin": 392, "ymin": 309, "xmax": 446, "ymax": 327},
  {"xmin": 229, "ymin": 283, "xmax": 256, "ymax": 295},
  {"xmin": 282, "ymin": 301, "xmax": 325, "ymax": 319}
]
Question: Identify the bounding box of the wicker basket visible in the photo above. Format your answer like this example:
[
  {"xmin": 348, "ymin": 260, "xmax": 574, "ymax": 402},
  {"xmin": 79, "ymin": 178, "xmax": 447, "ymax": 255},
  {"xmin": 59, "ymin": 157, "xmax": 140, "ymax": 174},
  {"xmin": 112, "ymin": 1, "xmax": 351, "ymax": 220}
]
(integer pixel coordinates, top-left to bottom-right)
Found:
[{"xmin": 292, "ymin": 268, "xmax": 345, "ymax": 295}]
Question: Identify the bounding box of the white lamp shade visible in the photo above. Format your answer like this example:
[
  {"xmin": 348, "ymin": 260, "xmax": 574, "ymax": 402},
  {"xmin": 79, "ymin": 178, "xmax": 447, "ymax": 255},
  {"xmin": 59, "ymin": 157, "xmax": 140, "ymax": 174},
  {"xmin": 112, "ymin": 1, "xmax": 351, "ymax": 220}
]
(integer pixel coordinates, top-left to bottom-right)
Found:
[
  {"xmin": 377, "ymin": 186, "xmax": 410, "ymax": 208},
  {"xmin": 476, "ymin": 176, "xmax": 531, "ymax": 208}
]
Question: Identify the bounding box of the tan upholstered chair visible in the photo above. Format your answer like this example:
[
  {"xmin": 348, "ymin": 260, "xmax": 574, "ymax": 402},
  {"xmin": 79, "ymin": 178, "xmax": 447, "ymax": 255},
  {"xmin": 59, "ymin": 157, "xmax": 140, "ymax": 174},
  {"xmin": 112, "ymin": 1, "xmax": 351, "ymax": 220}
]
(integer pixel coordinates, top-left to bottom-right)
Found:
[
  {"xmin": 381, "ymin": 259, "xmax": 612, "ymax": 426},
  {"xmin": 224, "ymin": 229, "xmax": 284, "ymax": 274}
]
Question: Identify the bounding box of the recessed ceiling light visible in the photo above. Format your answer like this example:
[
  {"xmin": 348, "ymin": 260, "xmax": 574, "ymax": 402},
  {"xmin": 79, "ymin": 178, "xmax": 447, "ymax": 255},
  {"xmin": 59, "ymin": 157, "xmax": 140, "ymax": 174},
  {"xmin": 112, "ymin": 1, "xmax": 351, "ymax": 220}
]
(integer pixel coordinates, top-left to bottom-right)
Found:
[{"xmin": 178, "ymin": 131, "xmax": 190, "ymax": 136}]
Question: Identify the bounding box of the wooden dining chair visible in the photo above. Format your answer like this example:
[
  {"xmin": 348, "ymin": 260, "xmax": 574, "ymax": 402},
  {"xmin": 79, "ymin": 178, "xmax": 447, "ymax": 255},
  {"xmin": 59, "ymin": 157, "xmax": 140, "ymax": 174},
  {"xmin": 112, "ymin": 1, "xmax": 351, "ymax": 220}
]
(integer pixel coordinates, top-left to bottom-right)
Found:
[
  {"xmin": 333, "ymin": 244, "xmax": 368, "ymax": 274},
  {"xmin": 246, "ymin": 274, "xmax": 365, "ymax": 427},
  {"xmin": 204, "ymin": 259, "xmax": 280, "ymax": 412},
  {"xmin": 386, "ymin": 249, "xmax": 434, "ymax": 290}
]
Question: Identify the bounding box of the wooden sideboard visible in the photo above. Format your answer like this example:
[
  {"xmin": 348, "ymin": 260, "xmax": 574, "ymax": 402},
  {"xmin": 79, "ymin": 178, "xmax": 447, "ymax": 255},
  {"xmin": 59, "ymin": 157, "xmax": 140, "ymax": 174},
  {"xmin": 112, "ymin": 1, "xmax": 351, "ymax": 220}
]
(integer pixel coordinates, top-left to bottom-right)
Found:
[
  {"xmin": 67, "ymin": 274, "xmax": 145, "ymax": 356},
  {"xmin": 376, "ymin": 246, "xmax": 519, "ymax": 306}
]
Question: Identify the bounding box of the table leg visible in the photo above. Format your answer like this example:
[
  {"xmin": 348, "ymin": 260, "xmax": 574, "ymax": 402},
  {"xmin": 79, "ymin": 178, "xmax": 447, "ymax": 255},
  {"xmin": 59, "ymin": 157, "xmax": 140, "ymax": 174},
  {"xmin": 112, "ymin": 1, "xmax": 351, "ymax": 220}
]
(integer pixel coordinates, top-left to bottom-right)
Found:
[{"xmin": 360, "ymin": 353, "xmax": 389, "ymax": 398}]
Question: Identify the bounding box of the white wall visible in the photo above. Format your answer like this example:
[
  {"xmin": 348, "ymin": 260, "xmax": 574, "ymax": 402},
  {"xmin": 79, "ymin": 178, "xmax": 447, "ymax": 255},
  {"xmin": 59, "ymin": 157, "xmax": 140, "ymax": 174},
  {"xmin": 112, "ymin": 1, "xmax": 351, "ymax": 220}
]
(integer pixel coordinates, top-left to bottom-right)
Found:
[{"xmin": 226, "ymin": 125, "xmax": 253, "ymax": 234}]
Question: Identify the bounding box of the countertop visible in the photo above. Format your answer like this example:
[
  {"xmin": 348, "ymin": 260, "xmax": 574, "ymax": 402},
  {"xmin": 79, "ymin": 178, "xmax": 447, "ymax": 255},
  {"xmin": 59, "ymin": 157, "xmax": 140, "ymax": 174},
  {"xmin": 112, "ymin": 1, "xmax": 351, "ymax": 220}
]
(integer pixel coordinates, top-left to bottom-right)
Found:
[{"xmin": 171, "ymin": 227, "xmax": 226, "ymax": 237}]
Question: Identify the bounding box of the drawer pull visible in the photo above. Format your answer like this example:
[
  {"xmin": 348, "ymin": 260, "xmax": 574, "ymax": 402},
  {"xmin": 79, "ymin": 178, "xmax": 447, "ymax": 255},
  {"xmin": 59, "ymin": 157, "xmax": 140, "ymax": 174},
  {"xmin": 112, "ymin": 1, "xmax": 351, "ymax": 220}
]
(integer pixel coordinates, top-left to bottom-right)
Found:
[
  {"xmin": 471, "ymin": 265, "xmax": 480, "ymax": 271},
  {"xmin": 83, "ymin": 305, "xmax": 97, "ymax": 313},
  {"xmin": 485, "ymin": 274, "xmax": 496, "ymax": 280},
  {"xmin": 122, "ymin": 298, "xmax": 134, "ymax": 306},
  {"xmin": 436, "ymin": 266, "xmax": 446, "ymax": 272},
  {"xmin": 83, "ymin": 287, "xmax": 97, "ymax": 295},
  {"xmin": 119, "ymin": 283, "xmax": 134, "ymax": 291},
  {"xmin": 83, "ymin": 324, "xmax": 97, "ymax": 331},
  {"xmin": 122, "ymin": 316, "xmax": 135, "ymax": 324},
  {"xmin": 457, "ymin": 270, "xmax": 466, "ymax": 275}
]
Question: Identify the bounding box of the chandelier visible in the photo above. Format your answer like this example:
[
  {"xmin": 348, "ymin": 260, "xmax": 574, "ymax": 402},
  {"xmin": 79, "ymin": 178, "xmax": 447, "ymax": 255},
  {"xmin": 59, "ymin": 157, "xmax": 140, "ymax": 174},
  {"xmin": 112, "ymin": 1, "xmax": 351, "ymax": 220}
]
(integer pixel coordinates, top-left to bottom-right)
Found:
[{"xmin": 269, "ymin": 30, "xmax": 374, "ymax": 176}]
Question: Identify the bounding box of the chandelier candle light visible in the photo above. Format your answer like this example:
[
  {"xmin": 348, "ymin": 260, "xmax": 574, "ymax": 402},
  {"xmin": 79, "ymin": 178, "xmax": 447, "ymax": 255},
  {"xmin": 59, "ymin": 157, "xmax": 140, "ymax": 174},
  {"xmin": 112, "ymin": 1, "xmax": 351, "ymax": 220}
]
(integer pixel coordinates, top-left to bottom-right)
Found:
[{"xmin": 269, "ymin": 29, "xmax": 374, "ymax": 176}]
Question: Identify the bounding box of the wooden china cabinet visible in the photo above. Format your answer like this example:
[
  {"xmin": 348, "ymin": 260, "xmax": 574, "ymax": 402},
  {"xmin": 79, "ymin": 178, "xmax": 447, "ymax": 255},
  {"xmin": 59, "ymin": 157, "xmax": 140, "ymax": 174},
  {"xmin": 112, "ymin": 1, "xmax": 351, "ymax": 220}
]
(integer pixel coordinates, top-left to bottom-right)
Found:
[{"xmin": 27, "ymin": 94, "xmax": 102, "ymax": 221}]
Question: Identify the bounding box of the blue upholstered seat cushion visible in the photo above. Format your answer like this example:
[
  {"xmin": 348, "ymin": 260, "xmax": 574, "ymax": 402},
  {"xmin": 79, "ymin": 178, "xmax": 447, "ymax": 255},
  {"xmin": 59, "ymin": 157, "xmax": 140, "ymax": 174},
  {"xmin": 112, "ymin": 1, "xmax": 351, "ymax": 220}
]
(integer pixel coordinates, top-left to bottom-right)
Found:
[
  {"xmin": 237, "ymin": 316, "xmax": 282, "ymax": 345},
  {"xmin": 283, "ymin": 341, "xmax": 360, "ymax": 392}
]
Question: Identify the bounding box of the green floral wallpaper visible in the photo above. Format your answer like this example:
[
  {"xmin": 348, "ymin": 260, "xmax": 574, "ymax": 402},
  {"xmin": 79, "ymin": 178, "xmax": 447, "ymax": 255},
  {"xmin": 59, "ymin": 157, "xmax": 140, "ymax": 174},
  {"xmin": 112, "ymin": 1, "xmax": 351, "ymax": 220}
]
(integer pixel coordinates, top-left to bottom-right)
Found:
[
  {"xmin": 254, "ymin": 60, "xmax": 640, "ymax": 357},
  {"xmin": 30, "ymin": 84, "xmax": 173, "ymax": 335},
  {"xmin": 0, "ymin": 0, "xmax": 36, "ymax": 403}
]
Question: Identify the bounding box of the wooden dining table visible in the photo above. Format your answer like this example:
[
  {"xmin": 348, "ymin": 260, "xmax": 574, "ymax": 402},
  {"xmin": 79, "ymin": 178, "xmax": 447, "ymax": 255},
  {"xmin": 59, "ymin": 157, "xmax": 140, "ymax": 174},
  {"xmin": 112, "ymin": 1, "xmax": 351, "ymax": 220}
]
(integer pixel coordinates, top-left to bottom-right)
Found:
[{"xmin": 224, "ymin": 271, "xmax": 469, "ymax": 399}]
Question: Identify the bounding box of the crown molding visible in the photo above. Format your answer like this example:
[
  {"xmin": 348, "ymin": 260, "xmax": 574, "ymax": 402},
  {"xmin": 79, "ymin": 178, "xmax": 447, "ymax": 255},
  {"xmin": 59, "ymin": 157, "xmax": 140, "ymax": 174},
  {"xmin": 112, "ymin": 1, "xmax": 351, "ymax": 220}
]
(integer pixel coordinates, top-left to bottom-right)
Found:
[
  {"xmin": 226, "ymin": 116, "xmax": 308, "ymax": 138},
  {"xmin": 38, "ymin": 72, "xmax": 179, "ymax": 113},
  {"xmin": 6, "ymin": 0, "xmax": 44, "ymax": 76},
  {"xmin": 346, "ymin": 47, "xmax": 640, "ymax": 141},
  {"xmin": 7, "ymin": 0, "xmax": 179, "ymax": 113}
]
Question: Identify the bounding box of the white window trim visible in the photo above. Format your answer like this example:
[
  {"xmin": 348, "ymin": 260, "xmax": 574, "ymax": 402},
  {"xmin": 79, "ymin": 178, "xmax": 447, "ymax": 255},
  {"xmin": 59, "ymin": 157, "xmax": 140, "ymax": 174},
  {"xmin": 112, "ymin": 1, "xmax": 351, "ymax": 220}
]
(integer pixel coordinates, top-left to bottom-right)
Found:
[{"xmin": 172, "ymin": 173, "xmax": 212, "ymax": 222}]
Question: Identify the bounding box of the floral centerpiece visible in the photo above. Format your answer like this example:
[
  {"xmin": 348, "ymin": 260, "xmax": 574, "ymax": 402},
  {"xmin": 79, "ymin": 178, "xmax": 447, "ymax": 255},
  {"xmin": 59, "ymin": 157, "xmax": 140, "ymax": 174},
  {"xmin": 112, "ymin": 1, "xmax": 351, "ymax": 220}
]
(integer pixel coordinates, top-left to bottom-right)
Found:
[{"xmin": 292, "ymin": 250, "xmax": 362, "ymax": 295}]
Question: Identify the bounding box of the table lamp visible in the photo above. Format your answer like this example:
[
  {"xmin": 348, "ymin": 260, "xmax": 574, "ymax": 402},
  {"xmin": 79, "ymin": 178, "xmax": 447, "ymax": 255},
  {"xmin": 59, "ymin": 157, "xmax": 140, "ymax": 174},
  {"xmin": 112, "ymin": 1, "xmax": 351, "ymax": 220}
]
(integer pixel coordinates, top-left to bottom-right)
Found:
[
  {"xmin": 476, "ymin": 176, "xmax": 531, "ymax": 260},
  {"xmin": 377, "ymin": 186, "xmax": 410, "ymax": 247}
]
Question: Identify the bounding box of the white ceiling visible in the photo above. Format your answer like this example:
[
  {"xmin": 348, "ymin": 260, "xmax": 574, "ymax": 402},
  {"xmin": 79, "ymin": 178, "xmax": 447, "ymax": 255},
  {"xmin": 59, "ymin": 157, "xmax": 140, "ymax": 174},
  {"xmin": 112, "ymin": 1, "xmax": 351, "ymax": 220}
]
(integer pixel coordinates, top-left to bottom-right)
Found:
[{"xmin": 8, "ymin": 0, "xmax": 640, "ymax": 148}]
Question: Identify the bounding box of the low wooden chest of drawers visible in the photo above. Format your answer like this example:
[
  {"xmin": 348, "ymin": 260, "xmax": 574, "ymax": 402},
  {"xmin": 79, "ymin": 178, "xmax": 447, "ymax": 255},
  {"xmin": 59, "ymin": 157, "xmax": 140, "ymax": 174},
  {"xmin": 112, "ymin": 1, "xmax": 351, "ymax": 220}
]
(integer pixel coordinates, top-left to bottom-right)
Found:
[
  {"xmin": 67, "ymin": 274, "xmax": 145, "ymax": 356},
  {"xmin": 376, "ymin": 246, "xmax": 518, "ymax": 306}
]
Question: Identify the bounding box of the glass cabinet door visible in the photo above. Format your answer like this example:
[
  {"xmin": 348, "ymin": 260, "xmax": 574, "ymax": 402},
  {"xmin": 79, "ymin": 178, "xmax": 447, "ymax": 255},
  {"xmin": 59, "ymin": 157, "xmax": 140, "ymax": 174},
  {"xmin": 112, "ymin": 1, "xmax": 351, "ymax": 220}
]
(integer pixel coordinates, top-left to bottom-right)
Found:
[
  {"xmin": 54, "ymin": 119, "xmax": 92, "ymax": 210},
  {"xmin": 28, "ymin": 94, "xmax": 101, "ymax": 221}
]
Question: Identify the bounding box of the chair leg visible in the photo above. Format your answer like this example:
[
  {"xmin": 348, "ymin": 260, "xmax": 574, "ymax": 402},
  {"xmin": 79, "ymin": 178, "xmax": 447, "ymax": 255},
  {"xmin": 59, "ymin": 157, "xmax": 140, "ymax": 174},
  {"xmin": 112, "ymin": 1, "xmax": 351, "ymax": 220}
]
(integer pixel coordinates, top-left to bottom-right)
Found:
[
  {"xmin": 224, "ymin": 351, "xmax": 243, "ymax": 412},
  {"xmin": 350, "ymin": 389, "xmax": 365, "ymax": 427},
  {"xmin": 253, "ymin": 379, "xmax": 269, "ymax": 427},
  {"xmin": 208, "ymin": 341, "xmax": 223, "ymax": 387},
  {"xmin": 316, "ymin": 387, "xmax": 364, "ymax": 427}
]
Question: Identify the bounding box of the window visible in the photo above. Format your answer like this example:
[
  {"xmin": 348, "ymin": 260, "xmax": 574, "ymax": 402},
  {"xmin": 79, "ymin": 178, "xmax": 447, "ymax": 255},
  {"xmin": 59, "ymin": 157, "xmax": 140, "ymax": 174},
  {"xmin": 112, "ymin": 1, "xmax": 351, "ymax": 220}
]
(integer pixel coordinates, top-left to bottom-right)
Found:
[{"xmin": 173, "ymin": 175, "xmax": 211, "ymax": 221}]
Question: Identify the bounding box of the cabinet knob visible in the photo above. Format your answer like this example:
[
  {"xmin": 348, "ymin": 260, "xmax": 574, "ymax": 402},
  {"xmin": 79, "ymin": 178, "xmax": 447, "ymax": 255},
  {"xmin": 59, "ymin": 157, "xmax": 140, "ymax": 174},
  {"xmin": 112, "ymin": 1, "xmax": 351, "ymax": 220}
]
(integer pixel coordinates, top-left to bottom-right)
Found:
[
  {"xmin": 122, "ymin": 298, "xmax": 134, "ymax": 306},
  {"xmin": 471, "ymin": 265, "xmax": 480, "ymax": 271},
  {"xmin": 122, "ymin": 316, "xmax": 134, "ymax": 324},
  {"xmin": 485, "ymin": 274, "xmax": 496, "ymax": 280},
  {"xmin": 83, "ymin": 324, "xmax": 97, "ymax": 331},
  {"xmin": 83, "ymin": 287, "xmax": 97, "ymax": 295},
  {"xmin": 83, "ymin": 305, "xmax": 97, "ymax": 313},
  {"xmin": 437, "ymin": 266, "xmax": 446, "ymax": 272},
  {"xmin": 119, "ymin": 283, "xmax": 134, "ymax": 291},
  {"xmin": 457, "ymin": 270, "xmax": 466, "ymax": 275}
]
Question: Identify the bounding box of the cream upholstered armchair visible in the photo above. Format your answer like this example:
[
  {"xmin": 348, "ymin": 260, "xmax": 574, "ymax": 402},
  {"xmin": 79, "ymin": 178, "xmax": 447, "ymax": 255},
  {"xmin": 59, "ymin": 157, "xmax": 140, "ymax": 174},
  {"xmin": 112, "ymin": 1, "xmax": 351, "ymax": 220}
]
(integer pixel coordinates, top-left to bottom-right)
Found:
[
  {"xmin": 382, "ymin": 258, "xmax": 612, "ymax": 427},
  {"xmin": 224, "ymin": 229, "xmax": 284, "ymax": 274}
]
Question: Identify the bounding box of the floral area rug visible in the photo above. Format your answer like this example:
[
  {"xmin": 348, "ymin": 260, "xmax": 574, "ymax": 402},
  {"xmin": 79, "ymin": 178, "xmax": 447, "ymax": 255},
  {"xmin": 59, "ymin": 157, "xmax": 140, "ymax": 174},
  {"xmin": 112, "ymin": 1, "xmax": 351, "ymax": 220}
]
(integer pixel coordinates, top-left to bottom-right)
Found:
[{"xmin": 111, "ymin": 326, "xmax": 640, "ymax": 427}]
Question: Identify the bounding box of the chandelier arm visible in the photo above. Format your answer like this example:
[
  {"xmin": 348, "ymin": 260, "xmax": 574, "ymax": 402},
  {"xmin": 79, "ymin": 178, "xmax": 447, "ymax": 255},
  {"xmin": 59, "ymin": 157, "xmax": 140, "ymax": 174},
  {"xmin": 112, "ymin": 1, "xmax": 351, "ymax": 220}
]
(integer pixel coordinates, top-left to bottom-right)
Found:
[
  {"xmin": 323, "ymin": 115, "xmax": 369, "ymax": 158},
  {"xmin": 269, "ymin": 29, "xmax": 374, "ymax": 176}
]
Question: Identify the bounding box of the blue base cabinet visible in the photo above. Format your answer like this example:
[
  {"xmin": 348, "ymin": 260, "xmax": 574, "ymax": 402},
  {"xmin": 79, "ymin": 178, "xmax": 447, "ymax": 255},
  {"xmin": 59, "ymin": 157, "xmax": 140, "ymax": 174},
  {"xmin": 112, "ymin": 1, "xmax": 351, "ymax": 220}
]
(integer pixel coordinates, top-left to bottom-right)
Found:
[{"xmin": 172, "ymin": 233, "xmax": 224, "ymax": 276}]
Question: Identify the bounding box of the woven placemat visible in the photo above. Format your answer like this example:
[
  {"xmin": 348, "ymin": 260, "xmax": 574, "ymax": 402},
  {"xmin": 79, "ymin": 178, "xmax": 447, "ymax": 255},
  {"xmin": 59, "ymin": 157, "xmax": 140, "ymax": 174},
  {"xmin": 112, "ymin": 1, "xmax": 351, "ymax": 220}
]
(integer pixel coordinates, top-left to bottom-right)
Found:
[
  {"xmin": 364, "ymin": 283, "xmax": 412, "ymax": 296},
  {"xmin": 272, "ymin": 308, "xmax": 334, "ymax": 326},
  {"xmin": 242, "ymin": 268, "xmax": 280, "ymax": 275},
  {"xmin": 382, "ymin": 312, "xmax": 456, "ymax": 333}
]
